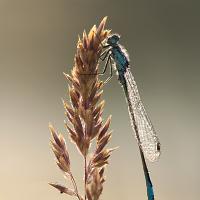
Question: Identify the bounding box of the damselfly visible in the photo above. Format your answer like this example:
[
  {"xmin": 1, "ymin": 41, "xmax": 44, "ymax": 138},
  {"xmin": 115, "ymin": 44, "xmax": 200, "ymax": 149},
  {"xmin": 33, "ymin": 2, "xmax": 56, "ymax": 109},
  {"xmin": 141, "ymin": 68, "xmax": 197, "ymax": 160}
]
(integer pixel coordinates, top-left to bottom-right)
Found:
[{"xmin": 97, "ymin": 33, "xmax": 161, "ymax": 200}]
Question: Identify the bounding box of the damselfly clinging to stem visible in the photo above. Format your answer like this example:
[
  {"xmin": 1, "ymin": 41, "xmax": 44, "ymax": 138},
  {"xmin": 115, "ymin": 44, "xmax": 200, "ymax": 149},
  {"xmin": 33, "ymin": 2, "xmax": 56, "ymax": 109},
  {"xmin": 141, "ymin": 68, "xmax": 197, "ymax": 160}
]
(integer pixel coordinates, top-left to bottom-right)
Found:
[{"xmin": 95, "ymin": 33, "xmax": 161, "ymax": 200}]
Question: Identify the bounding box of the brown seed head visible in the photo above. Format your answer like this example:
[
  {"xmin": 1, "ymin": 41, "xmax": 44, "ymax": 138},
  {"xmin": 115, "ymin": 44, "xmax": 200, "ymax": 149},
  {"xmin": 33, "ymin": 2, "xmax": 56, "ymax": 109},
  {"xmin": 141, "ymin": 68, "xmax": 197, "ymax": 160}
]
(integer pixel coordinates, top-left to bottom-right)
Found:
[
  {"xmin": 64, "ymin": 17, "xmax": 110, "ymax": 157},
  {"xmin": 49, "ymin": 124, "xmax": 71, "ymax": 173},
  {"xmin": 49, "ymin": 17, "xmax": 115, "ymax": 200}
]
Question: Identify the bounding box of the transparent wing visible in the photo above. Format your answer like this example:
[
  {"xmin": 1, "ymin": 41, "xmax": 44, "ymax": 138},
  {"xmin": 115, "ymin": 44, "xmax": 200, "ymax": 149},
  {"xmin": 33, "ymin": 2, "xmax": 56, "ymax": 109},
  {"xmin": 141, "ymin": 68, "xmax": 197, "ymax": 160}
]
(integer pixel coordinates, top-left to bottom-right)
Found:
[{"xmin": 124, "ymin": 68, "xmax": 160, "ymax": 162}]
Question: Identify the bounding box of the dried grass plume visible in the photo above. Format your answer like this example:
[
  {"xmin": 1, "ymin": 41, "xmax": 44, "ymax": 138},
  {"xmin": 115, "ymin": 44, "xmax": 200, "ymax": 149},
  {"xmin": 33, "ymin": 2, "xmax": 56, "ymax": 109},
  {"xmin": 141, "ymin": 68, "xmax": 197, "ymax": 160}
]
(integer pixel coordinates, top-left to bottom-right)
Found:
[{"xmin": 49, "ymin": 17, "xmax": 115, "ymax": 200}]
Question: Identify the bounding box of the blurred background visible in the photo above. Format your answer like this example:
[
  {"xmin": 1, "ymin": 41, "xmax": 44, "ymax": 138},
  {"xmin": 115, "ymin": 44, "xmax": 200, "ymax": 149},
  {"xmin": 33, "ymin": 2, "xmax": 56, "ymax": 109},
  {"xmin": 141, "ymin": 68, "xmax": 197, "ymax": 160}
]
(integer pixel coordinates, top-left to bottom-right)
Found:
[{"xmin": 0, "ymin": 0, "xmax": 200, "ymax": 199}]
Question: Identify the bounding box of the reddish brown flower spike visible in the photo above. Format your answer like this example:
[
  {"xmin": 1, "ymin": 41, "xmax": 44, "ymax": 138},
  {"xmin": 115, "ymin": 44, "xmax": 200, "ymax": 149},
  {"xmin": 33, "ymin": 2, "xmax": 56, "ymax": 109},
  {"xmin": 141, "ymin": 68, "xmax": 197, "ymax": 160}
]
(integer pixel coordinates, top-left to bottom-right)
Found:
[{"xmin": 49, "ymin": 17, "xmax": 115, "ymax": 200}]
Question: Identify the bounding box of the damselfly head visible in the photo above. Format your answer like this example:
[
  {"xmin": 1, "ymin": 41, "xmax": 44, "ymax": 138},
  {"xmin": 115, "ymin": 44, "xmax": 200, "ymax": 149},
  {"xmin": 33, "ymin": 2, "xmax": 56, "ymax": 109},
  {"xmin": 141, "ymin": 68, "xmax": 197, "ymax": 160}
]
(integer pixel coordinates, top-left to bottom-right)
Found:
[{"xmin": 107, "ymin": 34, "xmax": 120, "ymax": 45}]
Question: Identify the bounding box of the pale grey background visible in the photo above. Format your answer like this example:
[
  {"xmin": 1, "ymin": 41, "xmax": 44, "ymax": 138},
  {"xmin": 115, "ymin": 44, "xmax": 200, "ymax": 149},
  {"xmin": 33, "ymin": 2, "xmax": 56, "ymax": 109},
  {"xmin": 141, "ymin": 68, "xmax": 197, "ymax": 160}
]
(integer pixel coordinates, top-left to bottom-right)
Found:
[{"xmin": 0, "ymin": 0, "xmax": 200, "ymax": 199}]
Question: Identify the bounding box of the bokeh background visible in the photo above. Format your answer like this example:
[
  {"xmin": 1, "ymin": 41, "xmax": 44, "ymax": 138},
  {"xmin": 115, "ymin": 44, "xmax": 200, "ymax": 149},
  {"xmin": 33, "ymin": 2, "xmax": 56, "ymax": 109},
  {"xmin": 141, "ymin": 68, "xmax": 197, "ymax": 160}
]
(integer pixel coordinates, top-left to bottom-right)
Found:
[{"xmin": 0, "ymin": 0, "xmax": 200, "ymax": 199}]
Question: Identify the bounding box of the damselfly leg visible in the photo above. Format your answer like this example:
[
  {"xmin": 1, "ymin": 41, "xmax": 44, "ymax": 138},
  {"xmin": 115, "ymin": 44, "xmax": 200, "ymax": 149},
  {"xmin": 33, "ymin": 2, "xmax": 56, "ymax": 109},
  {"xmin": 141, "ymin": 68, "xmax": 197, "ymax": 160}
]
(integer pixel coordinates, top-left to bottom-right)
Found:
[
  {"xmin": 78, "ymin": 47, "xmax": 114, "ymax": 84},
  {"xmin": 103, "ymin": 54, "xmax": 113, "ymax": 84}
]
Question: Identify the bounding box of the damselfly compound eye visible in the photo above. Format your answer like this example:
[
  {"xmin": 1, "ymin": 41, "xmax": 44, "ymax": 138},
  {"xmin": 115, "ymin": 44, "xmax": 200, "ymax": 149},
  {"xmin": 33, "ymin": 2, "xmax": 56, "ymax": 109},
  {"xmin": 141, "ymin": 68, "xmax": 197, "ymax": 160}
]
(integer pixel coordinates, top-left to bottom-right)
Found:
[{"xmin": 107, "ymin": 34, "xmax": 120, "ymax": 45}]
